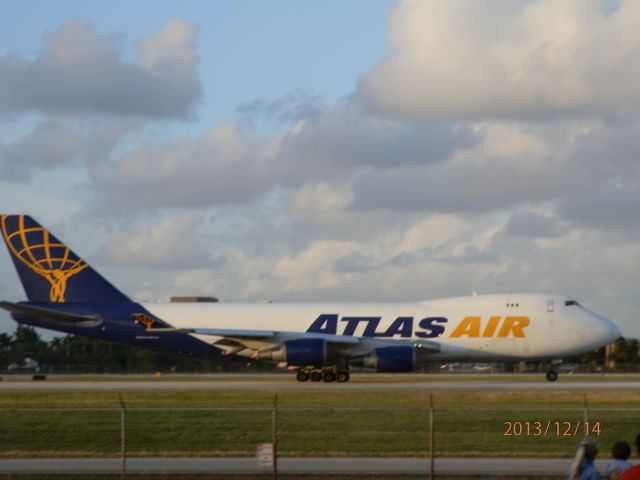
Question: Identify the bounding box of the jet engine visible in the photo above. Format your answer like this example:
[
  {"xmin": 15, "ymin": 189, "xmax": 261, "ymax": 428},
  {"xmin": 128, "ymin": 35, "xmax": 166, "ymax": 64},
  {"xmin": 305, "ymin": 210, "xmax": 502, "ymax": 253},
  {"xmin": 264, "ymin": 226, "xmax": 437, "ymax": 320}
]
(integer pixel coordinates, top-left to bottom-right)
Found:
[
  {"xmin": 350, "ymin": 344, "xmax": 439, "ymax": 373},
  {"xmin": 255, "ymin": 338, "xmax": 327, "ymax": 366},
  {"xmin": 351, "ymin": 346, "xmax": 415, "ymax": 372}
]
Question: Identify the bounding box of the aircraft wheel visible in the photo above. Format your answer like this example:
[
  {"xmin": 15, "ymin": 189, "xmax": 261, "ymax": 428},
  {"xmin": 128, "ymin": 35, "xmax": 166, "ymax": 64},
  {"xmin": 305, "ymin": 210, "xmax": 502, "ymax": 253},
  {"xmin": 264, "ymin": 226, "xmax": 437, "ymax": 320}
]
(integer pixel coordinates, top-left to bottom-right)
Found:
[
  {"xmin": 546, "ymin": 370, "xmax": 559, "ymax": 382},
  {"xmin": 296, "ymin": 370, "xmax": 309, "ymax": 382},
  {"xmin": 309, "ymin": 370, "xmax": 322, "ymax": 382},
  {"xmin": 322, "ymin": 370, "xmax": 336, "ymax": 383},
  {"xmin": 336, "ymin": 371, "xmax": 350, "ymax": 383}
]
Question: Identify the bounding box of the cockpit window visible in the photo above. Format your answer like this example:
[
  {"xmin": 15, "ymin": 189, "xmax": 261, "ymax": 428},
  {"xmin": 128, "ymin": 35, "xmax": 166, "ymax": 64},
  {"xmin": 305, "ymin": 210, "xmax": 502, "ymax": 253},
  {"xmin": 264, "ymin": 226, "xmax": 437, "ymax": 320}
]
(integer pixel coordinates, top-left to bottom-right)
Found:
[{"xmin": 565, "ymin": 300, "xmax": 581, "ymax": 307}]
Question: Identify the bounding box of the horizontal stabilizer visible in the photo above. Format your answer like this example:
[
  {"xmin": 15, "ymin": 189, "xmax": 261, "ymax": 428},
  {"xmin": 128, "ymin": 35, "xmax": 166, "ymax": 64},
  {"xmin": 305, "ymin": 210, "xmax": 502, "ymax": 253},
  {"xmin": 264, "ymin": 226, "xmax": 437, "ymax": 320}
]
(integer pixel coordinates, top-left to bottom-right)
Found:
[{"xmin": 0, "ymin": 301, "xmax": 102, "ymax": 327}]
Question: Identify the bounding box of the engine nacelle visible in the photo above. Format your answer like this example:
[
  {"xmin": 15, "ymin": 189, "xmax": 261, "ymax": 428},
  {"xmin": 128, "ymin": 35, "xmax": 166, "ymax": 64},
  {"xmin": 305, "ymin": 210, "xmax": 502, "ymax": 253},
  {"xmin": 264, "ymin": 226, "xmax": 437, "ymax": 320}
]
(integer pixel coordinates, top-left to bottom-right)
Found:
[
  {"xmin": 256, "ymin": 338, "xmax": 326, "ymax": 366},
  {"xmin": 352, "ymin": 343, "xmax": 440, "ymax": 373},
  {"xmin": 285, "ymin": 338, "xmax": 326, "ymax": 366},
  {"xmin": 351, "ymin": 346, "xmax": 415, "ymax": 373}
]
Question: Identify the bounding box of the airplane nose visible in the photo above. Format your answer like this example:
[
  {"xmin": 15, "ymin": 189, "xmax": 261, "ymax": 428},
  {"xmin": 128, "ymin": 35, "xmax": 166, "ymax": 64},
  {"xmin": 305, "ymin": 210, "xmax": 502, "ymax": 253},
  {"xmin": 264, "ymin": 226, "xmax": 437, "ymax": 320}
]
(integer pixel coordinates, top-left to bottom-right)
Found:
[
  {"xmin": 609, "ymin": 319, "xmax": 622, "ymax": 342},
  {"xmin": 592, "ymin": 312, "xmax": 621, "ymax": 344}
]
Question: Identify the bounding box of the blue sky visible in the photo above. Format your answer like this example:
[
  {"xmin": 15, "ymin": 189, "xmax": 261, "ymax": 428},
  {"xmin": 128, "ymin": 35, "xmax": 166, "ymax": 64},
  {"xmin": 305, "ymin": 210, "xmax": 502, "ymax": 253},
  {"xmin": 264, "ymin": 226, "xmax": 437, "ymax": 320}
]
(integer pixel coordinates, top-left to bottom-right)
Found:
[{"xmin": 1, "ymin": 0, "xmax": 640, "ymax": 339}]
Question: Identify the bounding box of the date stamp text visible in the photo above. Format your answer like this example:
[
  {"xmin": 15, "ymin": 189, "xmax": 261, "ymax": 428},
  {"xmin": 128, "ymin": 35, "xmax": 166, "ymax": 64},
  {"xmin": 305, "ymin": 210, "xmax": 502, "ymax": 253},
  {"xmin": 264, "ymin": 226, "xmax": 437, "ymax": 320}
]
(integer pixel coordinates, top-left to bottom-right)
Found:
[{"xmin": 503, "ymin": 420, "xmax": 601, "ymax": 438}]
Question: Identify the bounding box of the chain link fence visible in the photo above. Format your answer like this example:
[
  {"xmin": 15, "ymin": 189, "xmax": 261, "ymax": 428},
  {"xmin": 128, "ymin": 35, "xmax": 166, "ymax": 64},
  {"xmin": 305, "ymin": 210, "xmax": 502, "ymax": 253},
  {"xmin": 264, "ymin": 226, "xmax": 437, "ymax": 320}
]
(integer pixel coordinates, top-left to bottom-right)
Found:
[{"xmin": 0, "ymin": 396, "xmax": 638, "ymax": 478}]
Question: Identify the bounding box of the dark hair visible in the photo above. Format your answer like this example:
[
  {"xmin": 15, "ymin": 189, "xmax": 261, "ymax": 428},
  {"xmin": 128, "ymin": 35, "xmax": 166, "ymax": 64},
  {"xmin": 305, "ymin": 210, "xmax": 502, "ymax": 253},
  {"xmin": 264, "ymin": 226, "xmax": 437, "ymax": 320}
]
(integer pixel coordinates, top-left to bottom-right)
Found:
[
  {"xmin": 612, "ymin": 441, "xmax": 631, "ymax": 460},
  {"xmin": 582, "ymin": 437, "xmax": 599, "ymax": 460},
  {"xmin": 636, "ymin": 434, "xmax": 640, "ymax": 452}
]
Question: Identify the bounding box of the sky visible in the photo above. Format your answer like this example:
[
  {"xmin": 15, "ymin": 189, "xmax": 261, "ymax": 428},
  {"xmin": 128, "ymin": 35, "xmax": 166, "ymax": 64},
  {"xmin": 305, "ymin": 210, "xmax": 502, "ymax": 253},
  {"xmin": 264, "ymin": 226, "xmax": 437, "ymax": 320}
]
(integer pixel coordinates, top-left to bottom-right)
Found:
[{"xmin": 1, "ymin": 0, "xmax": 640, "ymax": 338}]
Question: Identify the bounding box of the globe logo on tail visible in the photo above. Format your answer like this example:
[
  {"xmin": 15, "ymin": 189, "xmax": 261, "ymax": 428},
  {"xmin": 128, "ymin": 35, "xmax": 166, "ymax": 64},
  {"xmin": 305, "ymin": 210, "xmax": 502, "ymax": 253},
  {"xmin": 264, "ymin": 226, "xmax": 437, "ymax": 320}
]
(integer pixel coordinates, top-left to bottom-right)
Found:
[{"xmin": 1, "ymin": 215, "xmax": 88, "ymax": 303}]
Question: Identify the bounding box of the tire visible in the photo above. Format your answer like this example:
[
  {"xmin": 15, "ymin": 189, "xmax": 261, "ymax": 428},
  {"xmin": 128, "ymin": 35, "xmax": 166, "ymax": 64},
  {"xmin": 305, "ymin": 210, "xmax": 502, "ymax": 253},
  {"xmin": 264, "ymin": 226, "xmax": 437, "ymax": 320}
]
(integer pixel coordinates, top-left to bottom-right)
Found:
[
  {"xmin": 322, "ymin": 371, "xmax": 336, "ymax": 383},
  {"xmin": 309, "ymin": 370, "xmax": 322, "ymax": 382},
  {"xmin": 296, "ymin": 371, "xmax": 309, "ymax": 382},
  {"xmin": 336, "ymin": 371, "xmax": 350, "ymax": 383},
  {"xmin": 546, "ymin": 370, "xmax": 558, "ymax": 382}
]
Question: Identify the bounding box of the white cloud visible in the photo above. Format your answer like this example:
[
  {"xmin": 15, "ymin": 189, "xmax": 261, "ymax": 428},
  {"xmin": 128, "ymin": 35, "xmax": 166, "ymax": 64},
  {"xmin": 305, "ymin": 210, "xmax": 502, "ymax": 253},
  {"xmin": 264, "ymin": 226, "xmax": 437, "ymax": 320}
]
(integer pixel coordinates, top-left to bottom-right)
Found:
[
  {"xmin": 137, "ymin": 18, "xmax": 200, "ymax": 72},
  {"xmin": 273, "ymin": 240, "xmax": 359, "ymax": 290},
  {"xmin": 0, "ymin": 19, "xmax": 202, "ymax": 118},
  {"xmin": 393, "ymin": 214, "xmax": 468, "ymax": 255},
  {"xmin": 93, "ymin": 123, "xmax": 277, "ymax": 207},
  {"xmin": 359, "ymin": 0, "xmax": 640, "ymax": 120},
  {"xmin": 287, "ymin": 183, "xmax": 353, "ymax": 226},
  {"xmin": 91, "ymin": 102, "xmax": 473, "ymax": 209},
  {"xmin": 0, "ymin": 117, "xmax": 131, "ymax": 180},
  {"xmin": 98, "ymin": 211, "xmax": 211, "ymax": 269}
]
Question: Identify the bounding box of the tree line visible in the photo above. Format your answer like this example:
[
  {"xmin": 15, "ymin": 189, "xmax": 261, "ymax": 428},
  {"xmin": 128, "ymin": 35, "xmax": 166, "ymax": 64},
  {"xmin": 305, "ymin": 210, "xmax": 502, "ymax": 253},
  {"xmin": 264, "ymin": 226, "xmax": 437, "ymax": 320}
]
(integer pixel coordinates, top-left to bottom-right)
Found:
[{"xmin": 0, "ymin": 325, "xmax": 276, "ymax": 374}]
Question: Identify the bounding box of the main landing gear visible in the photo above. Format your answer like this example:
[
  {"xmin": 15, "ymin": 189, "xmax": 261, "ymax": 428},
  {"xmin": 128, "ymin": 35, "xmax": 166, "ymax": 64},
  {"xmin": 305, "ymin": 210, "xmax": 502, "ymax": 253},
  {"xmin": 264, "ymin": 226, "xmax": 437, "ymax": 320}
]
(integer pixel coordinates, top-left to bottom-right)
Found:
[
  {"xmin": 296, "ymin": 366, "xmax": 350, "ymax": 383},
  {"xmin": 546, "ymin": 370, "xmax": 559, "ymax": 382}
]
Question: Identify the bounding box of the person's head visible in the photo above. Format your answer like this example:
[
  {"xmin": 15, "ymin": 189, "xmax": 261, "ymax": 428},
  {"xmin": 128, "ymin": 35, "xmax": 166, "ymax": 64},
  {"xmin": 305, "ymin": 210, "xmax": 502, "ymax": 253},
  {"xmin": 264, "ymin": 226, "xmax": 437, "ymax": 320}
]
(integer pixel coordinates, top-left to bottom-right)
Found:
[
  {"xmin": 635, "ymin": 434, "xmax": 640, "ymax": 455},
  {"xmin": 581, "ymin": 436, "xmax": 599, "ymax": 460},
  {"xmin": 571, "ymin": 437, "xmax": 600, "ymax": 479},
  {"xmin": 612, "ymin": 441, "xmax": 631, "ymax": 461}
]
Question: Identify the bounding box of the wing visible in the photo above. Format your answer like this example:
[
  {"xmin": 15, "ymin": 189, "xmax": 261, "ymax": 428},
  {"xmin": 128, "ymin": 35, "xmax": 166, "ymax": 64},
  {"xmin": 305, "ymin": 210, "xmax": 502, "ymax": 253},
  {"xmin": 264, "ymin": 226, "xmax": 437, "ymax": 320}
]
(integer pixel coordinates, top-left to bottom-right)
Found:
[
  {"xmin": 178, "ymin": 328, "xmax": 363, "ymax": 359},
  {"xmin": 139, "ymin": 319, "xmax": 440, "ymax": 365}
]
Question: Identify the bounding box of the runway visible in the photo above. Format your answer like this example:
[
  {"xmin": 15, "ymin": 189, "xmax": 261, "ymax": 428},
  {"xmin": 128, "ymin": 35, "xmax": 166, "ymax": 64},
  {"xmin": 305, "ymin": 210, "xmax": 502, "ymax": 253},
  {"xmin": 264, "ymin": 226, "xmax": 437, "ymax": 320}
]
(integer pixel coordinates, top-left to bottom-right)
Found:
[
  {"xmin": 0, "ymin": 375, "xmax": 639, "ymax": 392},
  {"xmin": 0, "ymin": 456, "xmax": 587, "ymax": 476}
]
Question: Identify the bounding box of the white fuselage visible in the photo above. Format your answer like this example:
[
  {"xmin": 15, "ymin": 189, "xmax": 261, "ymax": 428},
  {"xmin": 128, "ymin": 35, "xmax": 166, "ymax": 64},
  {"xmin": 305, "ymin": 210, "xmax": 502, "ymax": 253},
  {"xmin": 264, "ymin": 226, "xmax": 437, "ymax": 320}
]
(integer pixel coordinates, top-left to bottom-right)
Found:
[{"xmin": 143, "ymin": 293, "xmax": 620, "ymax": 362}]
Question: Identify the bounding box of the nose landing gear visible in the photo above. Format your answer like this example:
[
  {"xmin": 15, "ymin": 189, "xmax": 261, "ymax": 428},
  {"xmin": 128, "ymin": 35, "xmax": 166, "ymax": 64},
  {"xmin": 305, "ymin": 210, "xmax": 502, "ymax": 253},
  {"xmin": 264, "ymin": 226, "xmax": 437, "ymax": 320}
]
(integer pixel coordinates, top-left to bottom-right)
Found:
[
  {"xmin": 295, "ymin": 366, "xmax": 350, "ymax": 383},
  {"xmin": 546, "ymin": 370, "xmax": 558, "ymax": 382}
]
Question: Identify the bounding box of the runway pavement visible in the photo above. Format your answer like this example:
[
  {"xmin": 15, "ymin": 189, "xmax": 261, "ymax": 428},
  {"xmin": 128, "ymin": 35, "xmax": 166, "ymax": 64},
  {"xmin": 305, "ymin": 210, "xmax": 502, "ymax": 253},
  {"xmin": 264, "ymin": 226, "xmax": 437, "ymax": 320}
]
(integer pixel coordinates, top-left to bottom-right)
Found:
[
  {"xmin": 0, "ymin": 456, "xmax": 584, "ymax": 476},
  {"xmin": 0, "ymin": 377, "xmax": 639, "ymax": 392}
]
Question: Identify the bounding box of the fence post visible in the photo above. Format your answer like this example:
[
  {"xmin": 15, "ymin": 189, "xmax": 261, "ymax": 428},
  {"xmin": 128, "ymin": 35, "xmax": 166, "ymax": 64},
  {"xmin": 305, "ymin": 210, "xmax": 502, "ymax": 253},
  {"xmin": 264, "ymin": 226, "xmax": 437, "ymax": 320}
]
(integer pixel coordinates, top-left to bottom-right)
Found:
[
  {"xmin": 583, "ymin": 394, "xmax": 589, "ymax": 434},
  {"xmin": 118, "ymin": 394, "xmax": 127, "ymax": 479},
  {"xmin": 273, "ymin": 393, "xmax": 278, "ymax": 480},
  {"xmin": 429, "ymin": 394, "xmax": 435, "ymax": 480}
]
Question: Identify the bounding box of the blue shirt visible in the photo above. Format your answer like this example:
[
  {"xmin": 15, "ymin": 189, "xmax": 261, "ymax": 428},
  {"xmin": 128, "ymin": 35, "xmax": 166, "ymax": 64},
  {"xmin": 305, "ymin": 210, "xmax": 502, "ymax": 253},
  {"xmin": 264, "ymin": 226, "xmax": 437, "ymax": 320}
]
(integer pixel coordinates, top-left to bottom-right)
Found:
[
  {"xmin": 606, "ymin": 460, "xmax": 631, "ymax": 480},
  {"xmin": 573, "ymin": 459, "xmax": 600, "ymax": 480}
]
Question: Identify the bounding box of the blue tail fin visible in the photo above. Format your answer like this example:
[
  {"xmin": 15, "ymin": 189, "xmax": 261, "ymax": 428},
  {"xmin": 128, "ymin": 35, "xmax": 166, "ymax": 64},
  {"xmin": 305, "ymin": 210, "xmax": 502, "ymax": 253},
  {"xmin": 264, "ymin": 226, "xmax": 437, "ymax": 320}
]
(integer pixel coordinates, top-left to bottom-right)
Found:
[{"xmin": 1, "ymin": 215, "xmax": 130, "ymax": 303}]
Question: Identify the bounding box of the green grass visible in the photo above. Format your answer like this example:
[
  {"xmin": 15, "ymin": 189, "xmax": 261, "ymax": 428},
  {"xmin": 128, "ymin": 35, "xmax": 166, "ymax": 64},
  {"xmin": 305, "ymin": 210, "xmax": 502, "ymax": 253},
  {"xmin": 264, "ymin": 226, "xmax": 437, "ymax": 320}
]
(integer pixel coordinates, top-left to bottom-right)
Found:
[
  {"xmin": 3, "ymin": 390, "xmax": 640, "ymax": 408},
  {"xmin": 0, "ymin": 477, "xmax": 566, "ymax": 480},
  {"xmin": 0, "ymin": 391, "xmax": 638, "ymax": 459}
]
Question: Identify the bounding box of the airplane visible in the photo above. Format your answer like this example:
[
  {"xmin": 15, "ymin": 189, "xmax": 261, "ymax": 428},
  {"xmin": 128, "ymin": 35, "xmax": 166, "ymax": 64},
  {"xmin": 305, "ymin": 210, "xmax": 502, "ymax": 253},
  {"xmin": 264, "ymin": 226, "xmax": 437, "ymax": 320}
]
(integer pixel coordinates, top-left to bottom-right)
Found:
[{"xmin": 0, "ymin": 214, "xmax": 621, "ymax": 382}]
